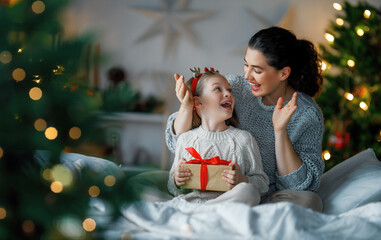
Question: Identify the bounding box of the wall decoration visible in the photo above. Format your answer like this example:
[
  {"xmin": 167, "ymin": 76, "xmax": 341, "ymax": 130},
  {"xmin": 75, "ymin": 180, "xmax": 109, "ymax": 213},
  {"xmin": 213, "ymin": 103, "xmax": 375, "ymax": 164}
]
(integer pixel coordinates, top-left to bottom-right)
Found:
[
  {"xmin": 130, "ymin": 0, "xmax": 212, "ymax": 56},
  {"xmin": 233, "ymin": 3, "xmax": 293, "ymax": 56}
]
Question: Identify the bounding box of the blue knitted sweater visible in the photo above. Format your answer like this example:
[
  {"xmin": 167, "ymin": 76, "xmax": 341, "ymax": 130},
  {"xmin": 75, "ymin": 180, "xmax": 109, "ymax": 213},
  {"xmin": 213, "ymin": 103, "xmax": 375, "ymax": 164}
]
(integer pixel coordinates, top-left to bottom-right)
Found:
[{"xmin": 166, "ymin": 75, "xmax": 325, "ymax": 197}]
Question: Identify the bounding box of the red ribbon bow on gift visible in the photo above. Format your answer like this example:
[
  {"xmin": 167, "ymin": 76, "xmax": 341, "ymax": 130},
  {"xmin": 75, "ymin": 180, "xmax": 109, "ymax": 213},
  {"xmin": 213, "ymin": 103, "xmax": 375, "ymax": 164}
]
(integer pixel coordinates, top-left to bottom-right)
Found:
[{"xmin": 185, "ymin": 147, "xmax": 231, "ymax": 190}]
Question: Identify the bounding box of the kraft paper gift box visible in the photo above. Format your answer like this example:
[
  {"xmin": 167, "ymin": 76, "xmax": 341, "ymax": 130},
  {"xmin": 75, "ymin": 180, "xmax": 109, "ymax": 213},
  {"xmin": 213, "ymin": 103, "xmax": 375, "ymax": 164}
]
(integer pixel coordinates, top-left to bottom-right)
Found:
[{"xmin": 181, "ymin": 163, "xmax": 233, "ymax": 192}]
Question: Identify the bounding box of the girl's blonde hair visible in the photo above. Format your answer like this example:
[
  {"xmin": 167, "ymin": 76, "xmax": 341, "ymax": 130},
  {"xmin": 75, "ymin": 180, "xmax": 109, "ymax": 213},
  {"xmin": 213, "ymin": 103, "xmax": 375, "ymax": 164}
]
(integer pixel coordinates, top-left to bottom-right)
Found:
[{"xmin": 185, "ymin": 70, "xmax": 238, "ymax": 129}]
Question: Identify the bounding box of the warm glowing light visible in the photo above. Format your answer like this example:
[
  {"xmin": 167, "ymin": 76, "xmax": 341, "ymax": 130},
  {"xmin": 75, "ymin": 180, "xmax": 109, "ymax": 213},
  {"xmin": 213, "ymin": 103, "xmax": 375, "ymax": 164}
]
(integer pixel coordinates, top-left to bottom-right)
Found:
[
  {"xmin": 325, "ymin": 33, "xmax": 334, "ymax": 43},
  {"xmin": 0, "ymin": 207, "xmax": 6, "ymax": 220},
  {"xmin": 104, "ymin": 175, "xmax": 116, "ymax": 187},
  {"xmin": 359, "ymin": 102, "xmax": 368, "ymax": 111},
  {"xmin": 347, "ymin": 59, "xmax": 355, "ymax": 67},
  {"xmin": 83, "ymin": 218, "xmax": 96, "ymax": 232},
  {"xmin": 323, "ymin": 150, "xmax": 331, "ymax": 161},
  {"xmin": 344, "ymin": 92, "xmax": 354, "ymax": 101},
  {"xmin": 321, "ymin": 61, "xmax": 327, "ymax": 71},
  {"xmin": 0, "ymin": 50, "xmax": 12, "ymax": 64},
  {"xmin": 45, "ymin": 127, "xmax": 58, "ymax": 140},
  {"xmin": 56, "ymin": 217, "xmax": 85, "ymax": 239},
  {"xmin": 33, "ymin": 75, "xmax": 42, "ymax": 83},
  {"xmin": 333, "ymin": 3, "xmax": 342, "ymax": 11},
  {"xmin": 29, "ymin": 87, "xmax": 43, "ymax": 100},
  {"xmin": 32, "ymin": 1, "xmax": 45, "ymax": 14},
  {"xmin": 356, "ymin": 29, "xmax": 364, "ymax": 36},
  {"xmin": 51, "ymin": 181, "xmax": 64, "ymax": 193},
  {"xmin": 12, "ymin": 68, "xmax": 26, "ymax": 82},
  {"xmin": 336, "ymin": 18, "xmax": 344, "ymax": 26},
  {"xmin": 0, "ymin": 147, "xmax": 3, "ymax": 159},
  {"xmin": 364, "ymin": 10, "xmax": 371, "ymax": 18},
  {"xmin": 69, "ymin": 127, "xmax": 81, "ymax": 140},
  {"xmin": 88, "ymin": 186, "xmax": 100, "ymax": 197},
  {"xmin": 22, "ymin": 220, "xmax": 35, "ymax": 233},
  {"xmin": 52, "ymin": 164, "xmax": 73, "ymax": 187},
  {"xmin": 42, "ymin": 168, "xmax": 53, "ymax": 181},
  {"xmin": 34, "ymin": 118, "xmax": 47, "ymax": 131},
  {"xmin": 53, "ymin": 65, "xmax": 64, "ymax": 75}
]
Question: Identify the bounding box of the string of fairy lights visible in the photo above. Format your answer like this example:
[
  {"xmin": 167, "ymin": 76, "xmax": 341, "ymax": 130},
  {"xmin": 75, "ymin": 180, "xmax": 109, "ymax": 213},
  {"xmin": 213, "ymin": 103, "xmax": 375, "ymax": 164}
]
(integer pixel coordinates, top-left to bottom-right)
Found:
[
  {"xmin": 0, "ymin": 1, "xmax": 113, "ymax": 237},
  {"xmin": 321, "ymin": 2, "xmax": 377, "ymax": 161}
]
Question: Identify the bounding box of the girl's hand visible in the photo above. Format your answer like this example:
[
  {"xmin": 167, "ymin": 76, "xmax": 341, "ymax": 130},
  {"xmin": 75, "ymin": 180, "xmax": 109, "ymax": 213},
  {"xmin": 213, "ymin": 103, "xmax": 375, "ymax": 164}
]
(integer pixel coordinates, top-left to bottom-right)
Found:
[
  {"xmin": 272, "ymin": 92, "xmax": 298, "ymax": 132},
  {"xmin": 221, "ymin": 162, "xmax": 246, "ymax": 189},
  {"xmin": 174, "ymin": 158, "xmax": 191, "ymax": 186},
  {"xmin": 174, "ymin": 73, "xmax": 193, "ymax": 111}
]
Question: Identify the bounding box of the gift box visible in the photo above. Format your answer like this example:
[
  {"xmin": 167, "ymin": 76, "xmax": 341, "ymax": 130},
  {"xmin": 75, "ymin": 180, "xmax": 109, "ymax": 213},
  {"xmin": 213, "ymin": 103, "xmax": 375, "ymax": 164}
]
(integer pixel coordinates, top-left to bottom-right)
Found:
[{"xmin": 181, "ymin": 147, "xmax": 232, "ymax": 192}]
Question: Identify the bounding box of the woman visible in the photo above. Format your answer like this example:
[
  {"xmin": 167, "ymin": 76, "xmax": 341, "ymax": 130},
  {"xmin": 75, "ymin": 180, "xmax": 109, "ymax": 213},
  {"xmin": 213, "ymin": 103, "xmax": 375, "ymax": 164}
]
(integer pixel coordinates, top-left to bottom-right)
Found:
[{"xmin": 166, "ymin": 26, "xmax": 325, "ymax": 211}]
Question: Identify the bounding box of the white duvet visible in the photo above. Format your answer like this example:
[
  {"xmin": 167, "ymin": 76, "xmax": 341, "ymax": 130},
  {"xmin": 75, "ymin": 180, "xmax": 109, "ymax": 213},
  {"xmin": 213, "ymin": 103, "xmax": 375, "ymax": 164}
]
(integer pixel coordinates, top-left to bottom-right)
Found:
[{"xmin": 99, "ymin": 198, "xmax": 381, "ymax": 240}]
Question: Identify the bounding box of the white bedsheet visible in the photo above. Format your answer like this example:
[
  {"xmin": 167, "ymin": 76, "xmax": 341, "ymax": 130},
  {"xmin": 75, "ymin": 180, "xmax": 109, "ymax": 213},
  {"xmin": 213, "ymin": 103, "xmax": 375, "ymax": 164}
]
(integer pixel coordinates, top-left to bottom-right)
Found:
[{"xmin": 99, "ymin": 198, "xmax": 381, "ymax": 240}]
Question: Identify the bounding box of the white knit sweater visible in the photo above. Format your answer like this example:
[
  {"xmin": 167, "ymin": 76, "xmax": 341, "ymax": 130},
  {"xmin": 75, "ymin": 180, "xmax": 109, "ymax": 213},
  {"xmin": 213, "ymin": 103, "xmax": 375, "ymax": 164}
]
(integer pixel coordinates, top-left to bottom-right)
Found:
[
  {"xmin": 166, "ymin": 75, "xmax": 325, "ymax": 198},
  {"xmin": 168, "ymin": 126, "xmax": 269, "ymax": 203}
]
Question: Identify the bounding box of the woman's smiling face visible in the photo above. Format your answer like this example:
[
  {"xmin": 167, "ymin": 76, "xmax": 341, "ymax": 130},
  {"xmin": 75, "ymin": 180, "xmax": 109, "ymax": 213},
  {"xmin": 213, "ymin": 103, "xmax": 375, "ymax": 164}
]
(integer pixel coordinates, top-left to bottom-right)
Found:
[{"xmin": 243, "ymin": 47, "xmax": 290, "ymax": 105}]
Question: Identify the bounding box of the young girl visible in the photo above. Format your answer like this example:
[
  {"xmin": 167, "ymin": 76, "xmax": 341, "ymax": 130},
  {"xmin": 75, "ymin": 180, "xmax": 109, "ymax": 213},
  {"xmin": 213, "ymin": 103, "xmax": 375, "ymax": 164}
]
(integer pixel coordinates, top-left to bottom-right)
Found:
[{"xmin": 167, "ymin": 67, "xmax": 269, "ymax": 206}]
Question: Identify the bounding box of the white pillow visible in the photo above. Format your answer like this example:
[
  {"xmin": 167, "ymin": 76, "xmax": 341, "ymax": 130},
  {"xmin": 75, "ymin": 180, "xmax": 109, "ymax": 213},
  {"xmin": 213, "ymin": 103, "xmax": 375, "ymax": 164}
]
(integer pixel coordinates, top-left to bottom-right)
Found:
[{"xmin": 317, "ymin": 148, "xmax": 381, "ymax": 214}]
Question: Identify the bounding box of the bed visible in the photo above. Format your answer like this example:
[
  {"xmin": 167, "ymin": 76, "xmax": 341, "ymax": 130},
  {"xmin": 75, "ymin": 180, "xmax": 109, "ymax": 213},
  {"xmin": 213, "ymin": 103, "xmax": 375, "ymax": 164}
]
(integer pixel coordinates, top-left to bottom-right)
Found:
[{"xmin": 45, "ymin": 148, "xmax": 381, "ymax": 239}]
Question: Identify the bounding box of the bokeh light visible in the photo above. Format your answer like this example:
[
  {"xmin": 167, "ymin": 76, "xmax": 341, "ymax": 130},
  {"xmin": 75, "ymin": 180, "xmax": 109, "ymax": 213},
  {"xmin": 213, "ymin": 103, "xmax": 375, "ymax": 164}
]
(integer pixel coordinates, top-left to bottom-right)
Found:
[
  {"xmin": 51, "ymin": 181, "xmax": 64, "ymax": 193},
  {"xmin": 56, "ymin": 216, "xmax": 85, "ymax": 239},
  {"xmin": 104, "ymin": 175, "xmax": 116, "ymax": 187},
  {"xmin": 88, "ymin": 186, "xmax": 100, "ymax": 197},
  {"xmin": 12, "ymin": 68, "xmax": 26, "ymax": 82},
  {"xmin": 32, "ymin": 1, "xmax": 45, "ymax": 14},
  {"xmin": 69, "ymin": 127, "xmax": 81, "ymax": 140},
  {"xmin": 335, "ymin": 18, "xmax": 344, "ymax": 26},
  {"xmin": 42, "ymin": 168, "xmax": 53, "ymax": 181},
  {"xmin": 83, "ymin": 218, "xmax": 96, "ymax": 232},
  {"xmin": 359, "ymin": 102, "xmax": 368, "ymax": 111},
  {"xmin": 364, "ymin": 10, "xmax": 371, "ymax": 18},
  {"xmin": 45, "ymin": 127, "xmax": 58, "ymax": 140},
  {"xmin": 321, "ymin": 61, "xmax": 327, "ymax": 71},
  {"xmin": 356, "ymin": 28, "xmax": 364, "ymax": 36},
  {"xmin": 22, "ymin": 220, "xmax": 35, "ymax": 234},
  {"xmin": 333, "ymin": 3, "xmax": 342, "ymax": 11},
  {"xmin": 344, "ymin": 92, "xmax": 354, "ymax": 101},
  {"xmin": 29, "ymin": 87, "xmax": 43, "ymax": 100},
  {"xmin": 0, "ymin": 207, "xmax": 6, "ymax": 220},
  {"xmin": 0, "ymin": 50, "xmax": 12, "ymax": 64},
  {"xmin": 0, "ymin": 147, "xmax": 3, "ymax": 159},
  {"xmin": 347, "ymin": 59, "xmax": 355, "ymax": 67},
  {"xmin": 325, "ymin": 33, "xmax": 334, "ymax": 43},
  {"xmin": 52, "ymin": 164, "xmax": 73, "ymax": 187},
  {"xmin": 323, "ymin": 150, "xmax": 331, "ymax": 161},
  {"xmin": 34, "ymin": 118, "xmax": 47, "ymax": 131}
]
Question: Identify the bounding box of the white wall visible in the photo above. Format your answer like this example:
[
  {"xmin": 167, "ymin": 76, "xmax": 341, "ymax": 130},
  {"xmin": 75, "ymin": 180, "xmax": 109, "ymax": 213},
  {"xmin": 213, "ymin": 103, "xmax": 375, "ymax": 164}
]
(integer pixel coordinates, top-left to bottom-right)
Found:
[{"xmin": 63, "ymin": 0, "xmax": 381, "ymax": 113}]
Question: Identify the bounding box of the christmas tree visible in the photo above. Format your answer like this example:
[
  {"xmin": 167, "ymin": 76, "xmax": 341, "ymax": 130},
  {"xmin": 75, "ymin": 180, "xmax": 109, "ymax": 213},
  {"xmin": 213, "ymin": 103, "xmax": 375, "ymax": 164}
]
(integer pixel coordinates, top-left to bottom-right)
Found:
[
  {"xmin": 317, "ymin": 1, "xmax": 381, "ymax": 171},
  {"xmin": 0, "ymin": 0, "xmax": 139, "ymax": 239}
]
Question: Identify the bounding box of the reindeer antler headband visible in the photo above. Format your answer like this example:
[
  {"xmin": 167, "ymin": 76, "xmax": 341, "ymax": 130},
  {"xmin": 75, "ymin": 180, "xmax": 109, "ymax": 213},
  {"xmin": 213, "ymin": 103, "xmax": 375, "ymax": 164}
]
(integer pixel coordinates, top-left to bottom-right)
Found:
[{"xmin": 189, "ymin": 67, "xmax": 219, "ymax": 96}]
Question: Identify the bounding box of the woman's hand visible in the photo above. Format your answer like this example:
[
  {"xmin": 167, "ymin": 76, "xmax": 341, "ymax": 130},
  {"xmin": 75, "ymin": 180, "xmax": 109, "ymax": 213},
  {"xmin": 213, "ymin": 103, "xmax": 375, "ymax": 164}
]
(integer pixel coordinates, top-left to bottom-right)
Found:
[
  {"xmin": 272, "ymin": 92, "xmax": 298, "ymax": 132},
  {"xmin": 174, "ymin": 158, "xmax": 191, "ymax": 186},
  {"xmin": 174, "ymin": 73, "xmax": 193, "ymax": 111},
  {"xmin": 221, "ymin": 162, "xmax": 248, "ymax": 189}
]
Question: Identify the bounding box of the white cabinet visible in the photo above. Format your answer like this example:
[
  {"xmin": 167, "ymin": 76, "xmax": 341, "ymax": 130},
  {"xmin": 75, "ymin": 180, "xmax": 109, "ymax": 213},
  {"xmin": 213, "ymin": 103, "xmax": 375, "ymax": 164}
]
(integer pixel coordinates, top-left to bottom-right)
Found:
[{"xmin": 99, "ymin": 112, "xmax": 169, "ymax": 169}]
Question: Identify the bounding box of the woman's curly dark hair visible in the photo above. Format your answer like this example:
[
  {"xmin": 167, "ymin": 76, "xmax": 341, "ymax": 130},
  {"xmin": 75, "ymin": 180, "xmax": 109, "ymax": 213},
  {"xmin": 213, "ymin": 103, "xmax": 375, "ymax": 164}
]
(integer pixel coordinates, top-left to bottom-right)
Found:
[{"xmin": 248, "ymin": 27, "xmax": 323, "ymax": 97}]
